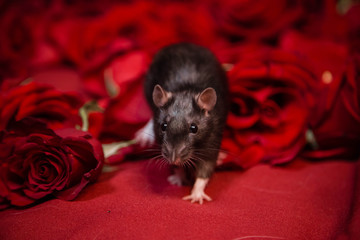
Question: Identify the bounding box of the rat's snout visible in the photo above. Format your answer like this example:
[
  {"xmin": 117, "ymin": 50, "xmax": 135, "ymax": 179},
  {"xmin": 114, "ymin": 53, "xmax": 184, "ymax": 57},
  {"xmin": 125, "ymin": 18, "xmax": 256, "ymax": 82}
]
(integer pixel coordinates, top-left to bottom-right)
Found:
[{"xmin": 162, "ymin": 143, "xmax": 188, "ymax": 166}]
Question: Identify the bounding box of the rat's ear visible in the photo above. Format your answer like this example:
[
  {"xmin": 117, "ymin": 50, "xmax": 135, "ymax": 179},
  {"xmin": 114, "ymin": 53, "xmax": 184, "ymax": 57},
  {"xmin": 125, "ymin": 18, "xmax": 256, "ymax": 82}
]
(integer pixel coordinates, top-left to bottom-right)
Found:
[
  {"xmin": 197, "ymin": 87, "xmax": 217, "ymax": 113},
  {"xmin": 153, "ymin": 84, "xmax": 171, "ymax": 107}
]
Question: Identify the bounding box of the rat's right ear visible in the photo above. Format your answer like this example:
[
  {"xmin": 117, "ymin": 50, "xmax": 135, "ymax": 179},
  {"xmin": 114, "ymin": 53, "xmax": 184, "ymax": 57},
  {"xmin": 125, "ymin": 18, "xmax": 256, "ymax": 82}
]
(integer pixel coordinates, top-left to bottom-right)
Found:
[
  {"xmin": 197, "ymin": 87, "xmax": 217, "ymax": 114},
  {"xmin": 152, "ymin": 84, "xmax": 172, "ymax": 107}
]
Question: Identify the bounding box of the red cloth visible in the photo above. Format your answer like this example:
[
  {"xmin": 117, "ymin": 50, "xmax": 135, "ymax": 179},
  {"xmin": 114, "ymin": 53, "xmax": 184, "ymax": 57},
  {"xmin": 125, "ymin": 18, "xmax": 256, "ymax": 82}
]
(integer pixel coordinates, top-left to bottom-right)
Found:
[{"xmin": 0, "ymin": 157, "xmax": 358, "ymax": 240}]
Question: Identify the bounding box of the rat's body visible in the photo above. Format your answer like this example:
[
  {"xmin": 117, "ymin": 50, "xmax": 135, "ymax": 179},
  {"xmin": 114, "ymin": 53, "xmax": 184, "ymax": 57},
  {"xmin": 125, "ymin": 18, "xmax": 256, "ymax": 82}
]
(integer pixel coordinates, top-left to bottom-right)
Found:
[{"xmin": 136, "ymin": 43, "xmax": 228, "ymax": 204}]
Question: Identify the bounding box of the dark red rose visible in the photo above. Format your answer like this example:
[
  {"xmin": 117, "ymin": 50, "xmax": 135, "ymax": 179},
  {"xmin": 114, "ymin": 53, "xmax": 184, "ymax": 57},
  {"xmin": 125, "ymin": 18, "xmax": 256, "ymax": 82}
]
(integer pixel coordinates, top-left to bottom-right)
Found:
[
  {"xmin": 48, "ymin": 15, "xmax": 135, "ymax": 73},
  {"xmin": 87, "ymin": 111, "xmax": 105, "ymax": 140},
  {"xmin": 0, "ymin": 1, "xmax": 59, "ymax": 79},
  {"xmin": 279, "ymin": 30, "xmax": 349, "ymax": 126},
  {"xmin": 0, "ymin": 81, "xmax": 84, "ymax": 131},
  {"xmin": 157, "ymin": 2, "xmax": 218, "ymax": 49},
  {"xmin": 53, "ymin": 0, "xmax": 118, "ymax": 17},
  {"xmin": 48, "ymin": 2, "xmax": 163, "ymax": 71},
  {"xmin": 279, "ymin": 31, "xmax": 359, "ymax": 158},
  {"xmin": 0, "ymin": 4, "xmax": 36, "ymax": 79},
  {"xmin": 297, "ymin": 0, "xmax": 348, "ymax": 43},
  {"xmin": 345, "ymin": 4, "xmax": 360, "ymax": 53},
  {"xmin": 302, "ymin": 55, "xmax": 360, "ymax": 159},
  {"xmin": 220, "ymin": 47, "xmax": 317, "ymax": 168},
  {"xmin": 211, "ymin": 0, "xmax": 303, "ymax": 41},
  {"xmin": 49, "ymin": 1, "xmax": 217, "ymax": 72},
  {"xmin": 47, "ymin": 1, "xmax": 218, "ymax": 106},
  {"xmin": 0, "ymin": 118, "xmax": 104, "ymax": 208},
  {"xmin": 30, "ymin": 67, "xmax": 86, "ymax": 97}
]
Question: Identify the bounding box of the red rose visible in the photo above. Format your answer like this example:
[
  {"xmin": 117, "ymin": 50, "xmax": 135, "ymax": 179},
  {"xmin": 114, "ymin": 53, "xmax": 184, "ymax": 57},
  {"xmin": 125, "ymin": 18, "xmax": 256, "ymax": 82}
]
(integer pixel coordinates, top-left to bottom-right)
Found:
[
  {"xmin": 0, "ymin": 118, "xmax": 104, "ymax": 208},
  {"xmin": 345, "ymin": 4, "xmax": 360, "ymax": 53},
  {"xmin": 211, "ymin": 0, "xmax": 303, "ymax": 40},
  {"xmin": 0, "ymin": 2, "xmax": 59, "ymax": 79},
  {"xmin": 302, "ymin": 55, "xmax": 360, "ymax": 159},
  {"xmin": 279, "ymin": 30, "xmax": 349, "ymax": 126},
  {"xmin": 279, "ymin": 31, "xmax": 359, "ymax": 158},
  {"xmin": 30, "ymin": 67, "xmax": 86, "ymax": 97},
  {"xmin": 0, "ymin": 4, "xmax": 36, "ymax": 79},
  {"xmin": 49, "ymin": 2, "xmax": 166, "ymax": 71},
  {"xmin": 157, "ymin": 2, "xmax": 218, "ymax": 50},
  {"xmin": 49, "ymin": 1, "xmax": 218, "ymax": 72},
  {"xmin": 220, "ymin": 47, "xmax": 317, "ymax": 168},
  {"xmin": 0, "ymin": 81, "xmax": 84, "ymax": 131},
  {"xmin": 48, "ymin": 15, "xmax": 135, "ymax": 73},
  {"xmin": 297, "ymin": 0, "xmax": 348, "ymax": 43}
]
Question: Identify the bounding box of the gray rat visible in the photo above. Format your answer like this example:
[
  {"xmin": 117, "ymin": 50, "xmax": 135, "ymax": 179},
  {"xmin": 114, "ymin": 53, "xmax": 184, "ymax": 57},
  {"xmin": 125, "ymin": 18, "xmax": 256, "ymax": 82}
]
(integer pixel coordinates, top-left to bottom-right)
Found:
[{"xmin": 136, "ymin": 43, "xmax": 229, "ymax": 204}]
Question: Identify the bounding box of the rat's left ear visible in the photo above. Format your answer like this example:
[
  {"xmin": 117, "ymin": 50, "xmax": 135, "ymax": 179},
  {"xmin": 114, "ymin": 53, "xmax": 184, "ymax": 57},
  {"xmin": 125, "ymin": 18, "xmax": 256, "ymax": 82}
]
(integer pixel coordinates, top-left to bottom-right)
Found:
[{"xmin": 197, "ymin": 87, "xmax": 217, "ymax": 113}]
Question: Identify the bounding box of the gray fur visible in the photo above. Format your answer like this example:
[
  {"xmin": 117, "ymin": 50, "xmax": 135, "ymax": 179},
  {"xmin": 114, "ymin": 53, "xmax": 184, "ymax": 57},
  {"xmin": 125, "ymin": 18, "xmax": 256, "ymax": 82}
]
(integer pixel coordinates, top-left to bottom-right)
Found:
[{"xmin": 145, "ymin": 43, "xmax": 229, "ymax": 181}]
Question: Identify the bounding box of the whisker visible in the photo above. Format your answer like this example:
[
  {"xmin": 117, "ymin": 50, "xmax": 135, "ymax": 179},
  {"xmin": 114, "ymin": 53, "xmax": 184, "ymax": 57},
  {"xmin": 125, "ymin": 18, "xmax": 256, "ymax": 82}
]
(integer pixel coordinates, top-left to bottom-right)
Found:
[
  {"xmin": 141, "ymin": 149, "xmax": 162, "ymax": 156},
  {"xmin": 148, "ymin": 154, "xmax": 162, "ymax": 165},
  {"xmin": 193, "ymin": 148, "xmax": 236, "ymax": 158},
  {"xmin": 136, "ymin": 131, "xmax": 156, "ymax": 138},
  {"xmin": 189, "ymin": 154, "xmax": 206, "ymax": 163},
  {"xmin": 187, "ymin": 158, "xmax": 197, "ymax": 171},
  {"xmin": 142, "ymin": 148, "xmax": 161, "ymax": 152},
  {"xmin": 158, "ymin": 157, "xmax": 170, "ymax": 170},
  {"xmin": 191, "ymin": 147, "xmax": 240, "ymax": 160}
]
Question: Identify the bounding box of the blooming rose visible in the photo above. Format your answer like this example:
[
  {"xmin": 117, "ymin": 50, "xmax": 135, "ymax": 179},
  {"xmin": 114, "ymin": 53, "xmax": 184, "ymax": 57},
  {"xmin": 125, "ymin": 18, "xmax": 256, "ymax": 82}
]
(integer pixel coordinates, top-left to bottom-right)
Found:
[
  {"xmin": 279, "ymin": 31, "xmax": 359, "ymax": 159},
  {"xmin": 279, "ymin": 31, "xmax": 349, "ymax": 126},
  {"xmin": 0, "ymin": 81, "xmax": 83, "ymax": 131},
  {"xmin": 302, "ymin": 55, "xmax": 360, "ymax": 159},
  {"xmin": 0, "ymin": 118, "xmax": 104, "ymax": 208},
  {"xmin": 220, "ymin": 47, "xmax": 317, "ymax": 168}
]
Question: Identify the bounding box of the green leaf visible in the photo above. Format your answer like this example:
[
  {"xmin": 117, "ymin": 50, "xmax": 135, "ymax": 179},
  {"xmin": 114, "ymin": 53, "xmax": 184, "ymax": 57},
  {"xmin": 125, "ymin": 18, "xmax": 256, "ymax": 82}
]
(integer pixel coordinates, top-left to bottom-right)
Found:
[
  {"xmin": 306, "ymin": 129, "xmax": 319, "ymax": 150},
  {"xmin": 104, "ymin": 68, "xmax": 120, "ymax": 98},
  {"xmin": 79, "ymin": 100, "xmax": 104, "ymax": 132},
  {"xmin": 102, "ymin": 139, "xmax": 137, "ymax": 158}
]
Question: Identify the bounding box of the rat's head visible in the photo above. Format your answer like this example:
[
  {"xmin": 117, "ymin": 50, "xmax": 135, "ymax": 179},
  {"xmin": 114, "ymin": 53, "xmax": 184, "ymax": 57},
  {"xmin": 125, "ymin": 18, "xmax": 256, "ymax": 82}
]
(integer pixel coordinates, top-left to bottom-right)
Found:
[{"xmin": 152, "ymin": 84, "xmax": 217, "ymax": 166}]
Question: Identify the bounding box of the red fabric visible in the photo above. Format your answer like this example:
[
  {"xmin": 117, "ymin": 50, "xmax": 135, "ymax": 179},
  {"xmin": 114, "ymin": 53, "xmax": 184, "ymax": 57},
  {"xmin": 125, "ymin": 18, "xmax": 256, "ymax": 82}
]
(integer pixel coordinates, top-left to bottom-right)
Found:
[{"xmin": 0, "ymin": 157, "xmax": 358, "ymax": 239}]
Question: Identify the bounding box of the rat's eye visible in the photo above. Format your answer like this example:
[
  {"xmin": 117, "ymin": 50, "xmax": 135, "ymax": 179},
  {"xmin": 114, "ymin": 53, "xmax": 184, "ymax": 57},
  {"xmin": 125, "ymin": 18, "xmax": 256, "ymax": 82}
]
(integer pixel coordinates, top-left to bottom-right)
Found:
[
  {"xmin": 161, "ymin": 122, "xmax": 168, "ymax": 131},
  {"xmin": 189, "ymin": 123, "xmax": 198, "ymax": 134}
]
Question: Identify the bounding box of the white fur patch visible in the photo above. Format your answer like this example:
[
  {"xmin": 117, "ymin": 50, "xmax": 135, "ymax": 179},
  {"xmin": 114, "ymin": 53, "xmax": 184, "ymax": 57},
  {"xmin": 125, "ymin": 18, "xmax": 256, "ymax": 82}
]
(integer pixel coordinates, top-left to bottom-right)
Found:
[{"xmin": 135, "ymin": 118, "xmax": 155, "ymax": 147}]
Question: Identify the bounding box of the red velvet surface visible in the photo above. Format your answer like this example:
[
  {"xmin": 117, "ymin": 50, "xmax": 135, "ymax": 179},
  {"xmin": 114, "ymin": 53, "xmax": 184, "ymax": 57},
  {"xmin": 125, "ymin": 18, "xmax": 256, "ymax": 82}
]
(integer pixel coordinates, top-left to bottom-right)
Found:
[{"xmin": 0, "ymin": 157, "xmax": 358, "ymax": 240}]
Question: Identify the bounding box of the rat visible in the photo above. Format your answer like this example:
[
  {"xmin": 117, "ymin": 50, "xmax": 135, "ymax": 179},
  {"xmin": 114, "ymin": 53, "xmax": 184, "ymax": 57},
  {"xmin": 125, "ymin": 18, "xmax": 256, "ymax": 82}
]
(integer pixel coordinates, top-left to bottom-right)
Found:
[{"xmin": 136, "ymin": 43, "xmax": 229, "ymax": 204}]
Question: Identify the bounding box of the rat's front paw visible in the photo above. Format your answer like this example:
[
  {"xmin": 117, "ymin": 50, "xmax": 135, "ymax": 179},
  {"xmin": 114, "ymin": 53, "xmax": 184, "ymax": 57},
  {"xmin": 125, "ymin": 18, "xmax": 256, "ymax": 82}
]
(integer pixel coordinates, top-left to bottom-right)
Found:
[{"xmin": 183, "ymin": 190, "xmax": 212, "ymax": 205}]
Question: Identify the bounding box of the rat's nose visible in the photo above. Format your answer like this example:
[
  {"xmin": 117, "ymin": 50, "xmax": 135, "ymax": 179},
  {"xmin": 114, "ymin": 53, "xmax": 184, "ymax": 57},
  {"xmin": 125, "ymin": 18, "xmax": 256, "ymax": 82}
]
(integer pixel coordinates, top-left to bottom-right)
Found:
[
  {"xmin": 167, "ymin": 143, "xmax": 186, "ymax": 165},
  {"xmin": 170, "ymin": 151, "xmax": 182, "ymax": 165}
]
